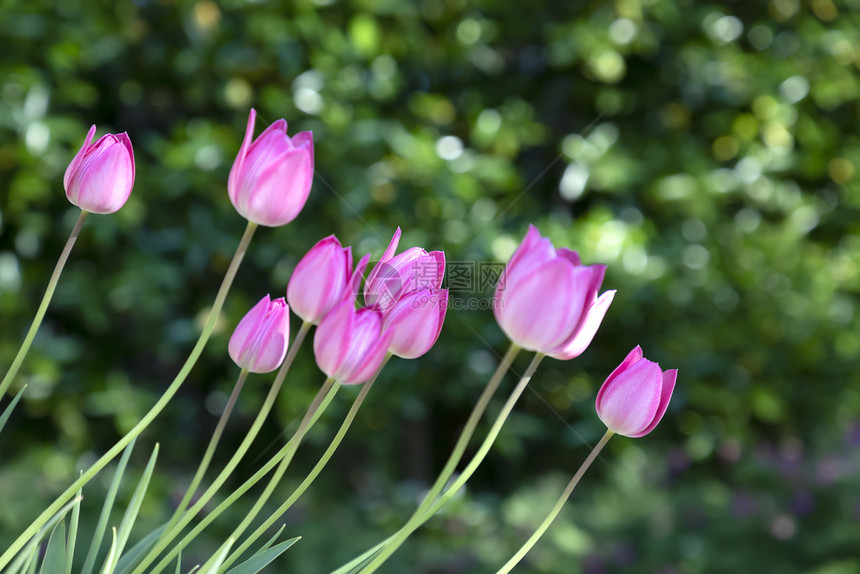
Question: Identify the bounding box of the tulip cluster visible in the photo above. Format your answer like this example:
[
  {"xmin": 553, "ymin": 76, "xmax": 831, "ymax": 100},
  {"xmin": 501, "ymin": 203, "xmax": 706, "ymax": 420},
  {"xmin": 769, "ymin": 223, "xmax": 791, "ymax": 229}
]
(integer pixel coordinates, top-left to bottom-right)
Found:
[
  {"xmin": 292, "ymin": 227, "xmax": 448, "ymax": 383},
  {"xmin": 0, "ymin": 107, "xmax": 679, "ymax": 574}
]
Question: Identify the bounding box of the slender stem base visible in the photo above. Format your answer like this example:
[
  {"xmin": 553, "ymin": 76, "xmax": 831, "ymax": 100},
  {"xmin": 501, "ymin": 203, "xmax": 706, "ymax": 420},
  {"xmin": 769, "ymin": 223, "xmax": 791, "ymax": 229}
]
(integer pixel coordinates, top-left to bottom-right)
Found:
[
  {"xmin": 497, "ymin": 429, "xmax": 614, "ymax": 573},
  {"xmin": 0, "ymin": 210, "xmax": 89, "ymax": 398},
  {"xmin": 214, "ymin": 377, "xmax": 339, "ymax": 569},
  {"xmin": 358, "ymin": 352, "xmax": 545, "ymax": 573},
  {"xmin": 221, "ymin": 356, "xmax": 392, "ymax": 571},
  {"xmin": 331, "ymin": 344, "xmax": 521, "ymax": 574},
  {"xmin": 133, "ymin": 320, "xmax": 314, "ymax": 574},
  {"xmin": 0, "ymin": 220, "xmax": 258, "ymax": 571},
  {"xmin": 147, "ymin": 381, "xmax": 340, "ymax": 574},
  {"xmin": 166, "ymin": 368, "xmax": 250, "ymax": 533}
]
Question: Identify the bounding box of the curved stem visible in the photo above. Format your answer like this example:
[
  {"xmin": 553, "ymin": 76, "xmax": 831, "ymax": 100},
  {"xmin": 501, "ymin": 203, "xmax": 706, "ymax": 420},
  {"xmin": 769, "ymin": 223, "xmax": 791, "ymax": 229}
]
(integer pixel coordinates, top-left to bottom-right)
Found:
[
  {"xmin": 331, "ymin": 344, "xmax": 520, "ymax": 574},
  {"xmin": 0, "ymin": 220, "xmax": 258, "ymax": 572},
  {"xmin": 359, "ymin": 352, "xmax": 545, "ymax": 573},
  {"xmin": 221, "ymin": 356, "xmax": 391, "ymax": 572},
  {"xmin": 213, "ymin": 376, "xmax": 339, "ymax": 570},
  {"xmin": 165, "ymin": 368, "xmax": 250, "ymax": 534},
  {"xmin": 496, "ymin": 429, "xmax": 614, "ymax": 573},
  {"xmin": 147, "ymin": 382, "xmax": 340, "ymax": 574},
  {"xmin": 0, "ymin": 209, "xmax": 88, "ymax": 399},
  {"xmin": 132, "ymin": 320, "xmax": 314, "ymax": 574}
]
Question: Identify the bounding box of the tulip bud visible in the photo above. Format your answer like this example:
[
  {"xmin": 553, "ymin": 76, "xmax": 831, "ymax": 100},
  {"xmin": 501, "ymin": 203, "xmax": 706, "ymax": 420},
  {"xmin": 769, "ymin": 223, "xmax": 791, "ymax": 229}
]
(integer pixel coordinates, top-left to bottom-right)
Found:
[
  {"xmin": 383, "ymin": 288, "xmax": 448, "ymax": 359},
  {"xmin": 595, "ymin": 346, "xmax": 677, "ymax": 438},
  {"xmin": 287, "ymin": 236, "xmax": 369, "ymax": 325},
  {"xmin": 63, "ymin": 125, "xmax": 135, "ymax": 214},
  {"xmin": 228, "ymin": 108, "xmax": 314, "ymax": 227},
  {"xmin": 494, "ymin": 225, "xmax": 615, "ymax": 358},
  {"xmin": 313, "ymin": 300, "xmax": 393, "ymax": 384},
  {"xmin": 229, "ymin": 295, "xmax": 290, "ymax": 373},
  {"xmin": 365, "ymin": 228, "xmax": 445, "ymax": 313}
]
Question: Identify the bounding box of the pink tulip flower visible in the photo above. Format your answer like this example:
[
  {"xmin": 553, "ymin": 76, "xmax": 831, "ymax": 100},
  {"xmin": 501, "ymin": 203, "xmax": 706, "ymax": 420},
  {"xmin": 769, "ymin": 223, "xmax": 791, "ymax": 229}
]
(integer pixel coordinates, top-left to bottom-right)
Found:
[
  {"xmin": 595, "ymin": 346, "xmax": 677, "ymax": 437},
  {"xmin": 287, "ymin": 236, "xmax": 370, "ymax": 325},
  {"xmin": 228, "ymin": 108, "xmax": 314, "ymax": 227},
  {"xmin": 313, "ymin": 300, "xmax": 393, "ymax": 384},
  {"xmin": 494, "ymin": 225, "xmax": 615, "ymax": 359},
  {"xmin": 63, "ymin": 125, "xmax": 135, "ymax": 214},
  {"xmin": 365, "ymin": 228, "xmax": 445, "ymax": 313},
  {"xmin": 229, "ymin": 295, "xmax": 290, "ymax": 374},
  {"xmin": 382, "ymin": 288, "xmax": 448, "ymax": 359}
]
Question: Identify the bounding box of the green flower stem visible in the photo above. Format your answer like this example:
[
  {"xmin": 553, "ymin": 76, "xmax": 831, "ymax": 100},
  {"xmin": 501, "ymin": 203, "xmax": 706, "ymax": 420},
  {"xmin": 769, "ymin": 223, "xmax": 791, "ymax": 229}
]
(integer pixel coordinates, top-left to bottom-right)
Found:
[
  {"xmin": 215, "ymin": 377, "xmax": 338, "ymax": 557},
  {"xmin": 132, "ymin": 320, "xmax": 314, "ymax": 574},
  {"xmin": 165, "ymin": 368, "xmax": 251, "ymax": 530},
  {"xmin": 359, "ymin": 351, "xmax": 545, "ymax": 573},
  {"xmin": 496, "ymin": 429, "xmax": 614, "ymax": 573},
  {"xmin": 220, "ymin": 355, "xmax": 392, "ymax": 572},
  {"xmin": 0, "ymin": 220, "xmax": 258, "ymax": 572},
  {"xmin": 146, "ymin": 381, "xmax": 340, "ymax": 574},
  {"xmin": 331, "ymin": 344, "xmax": 521, "ymax": 574},
  {"xmin": 0, "ymin": 209, "xmax": 88, "ymax": 399}
]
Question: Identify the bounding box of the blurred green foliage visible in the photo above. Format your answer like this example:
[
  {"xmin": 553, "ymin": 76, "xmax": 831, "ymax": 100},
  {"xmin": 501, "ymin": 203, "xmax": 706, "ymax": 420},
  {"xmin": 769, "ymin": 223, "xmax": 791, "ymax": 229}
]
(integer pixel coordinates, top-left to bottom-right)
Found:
[{"xmin": 1, "ymin": 0, "xmax": 860, "ymax": 571}]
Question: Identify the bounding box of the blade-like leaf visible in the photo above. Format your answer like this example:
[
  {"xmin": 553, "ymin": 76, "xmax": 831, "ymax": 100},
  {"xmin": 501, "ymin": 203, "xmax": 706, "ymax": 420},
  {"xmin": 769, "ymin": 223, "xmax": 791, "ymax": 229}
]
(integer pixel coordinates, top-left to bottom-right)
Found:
[
  {"xmin": 223, "ymin": 537, "xmax": 300, "ymax": 574},
  {"xmin": 7, "ymin": 497, "xmax": 82, "ymax": 574},
  {"xmin": 236, "ymin": 525, "xmax": 285, "ymax": 564},
  {"xmin": 81, "ymin": 438, "xmax": 137, "ymax": 574},
  {"xmin": 101, "ymin": 528, "xmax": 118, "ymax": 574},
  {"xmin": 39, "ymin": 520, "xmax": 67, "ymax": 574},
  {"xmin": 67, "ymin": 475, "xmax": 83, "ymax": 574},
  {"xmin": 0, "ymin": 385, "xmax": 26, "ymax": 436},
  {"xmin": 103, "ymin": 444, "xmax": 159, "ymax": 574},
  {"xmin": 173, "ymin": 552, "xmax": 181, "ymax": 574},
  {"xmin": 198, "ymin": 538, "xmax": 234, "ymax": 574},
  {"xmin": 114, "ymin": 524, "xmax": 167, "ymax": 574},
  {"xmin": 17, "ymin": 545, "xmax": 38, "ymax": 574}
]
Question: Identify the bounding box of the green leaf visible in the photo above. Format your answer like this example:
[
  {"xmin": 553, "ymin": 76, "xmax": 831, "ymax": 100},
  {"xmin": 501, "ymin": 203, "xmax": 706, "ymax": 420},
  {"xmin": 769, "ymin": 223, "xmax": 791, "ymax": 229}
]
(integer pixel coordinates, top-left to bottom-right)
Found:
[
  {"xmin": 113, "ymin": 524, "xmax": 167, "ymax": 574},
  {"xmin": 198, "ymin": 538, "xmax": 234, "ymax": 574},
  {"xmin": 223, "ymin": 536, "xmax": 300, "ymax": 574},
  {"xmin": 18, "ymin": 545, "xmax": 38, "ymax": 574},
  {"xmin": 67, "ymin": 476, "xmax": 83, "ymax": 574},
  {"xmin": 101, "ymin": 528, "xmax": 118, "ymax": 574},
  {"xmin": 0, "ymin": 385, "xmax": 26, "ymax": 437},
  {"xmin": 7, "ymin": 497, "xmax": 82, "ymax": 574},
  {"xmin": 102, "ymin": 444, "xmax": 159, "ymax": 574},
  {"xmin": 173, "ymin": 552, "xmax": 181, "ymax": 574},
  {"xmin": 39, "ymin": 520, "xmax": 67, "ymax": 574},
  {"xmin": 81, "ymin": 438, "xmax": 137, "ymax": 574},
  {"xmin": 237, "ymin": 525, "xmax": 285, "ymax": 563}
]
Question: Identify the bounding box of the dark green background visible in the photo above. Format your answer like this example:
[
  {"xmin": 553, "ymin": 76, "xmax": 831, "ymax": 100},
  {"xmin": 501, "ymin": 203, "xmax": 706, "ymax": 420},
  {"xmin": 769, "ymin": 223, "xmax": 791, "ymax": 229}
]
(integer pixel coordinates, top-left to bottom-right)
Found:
[{"xmin": 1, "ymin": 0, "xmax": 859, "ymax": 571}]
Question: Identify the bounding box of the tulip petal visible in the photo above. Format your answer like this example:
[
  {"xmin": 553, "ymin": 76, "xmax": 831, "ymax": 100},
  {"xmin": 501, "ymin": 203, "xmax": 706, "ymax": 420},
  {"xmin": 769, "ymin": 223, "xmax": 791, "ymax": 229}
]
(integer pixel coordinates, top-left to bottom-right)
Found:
[
  {"xmin": 384, "ymin": 288, "xmax": 447, "ymax": 359},
  {"xmin": 595, "ymin": 359, "xmax": 663, "ymax": 437},
  {"xmin": 349, "ymin": 253, "xmax": 371, "ymax": 300},
  {"xmin": 313, "ymin": 300, "xmax": 355, "ymax": 379},
  {"xmin": 603, "ymin": 345, "xmax": 644, "ymax": 387},
  {"xmin": 229, "ymin": 295, "xmax": 271, "ymax": 368},
  {"xmin": 244, "ymin": 304, "xmax": 290, "ymax": 373},
  {"xmin": 496, "ymin": 259, "xmax": 584, "ymax": 351},
  {"xmin": 501, "ymin": 226, "xmax": 557, "ymax": 289},
  {"xmin": 228, "ymin": 109, "xmax": 257, "ymax": 206},
  {"xmin": 64, "ymin": 124, "xmax": 96, "ymax": 194},
  {"xmin": 287, "ymin": 236, "xmax": 350, "ymax": 324},
  {"xmin": 71, "ymin": 135, "xmax": 135, "ymax": 214},
  {"xmin": 366, "ymin": 228, "xmax": 402, "ymax": 290},
  {"xmin": 549, "ymin": 289, "xmax": 615, "ymax": 360},
  {"xmin": 631, "ymin": 368, "xmax": 678, "ymax": 437},
  {"xmin": 290, "ymin": 131, "xmax": 315, "ymax": 171},
  {"xmin": 245, "ymin": 147, "xmax": 313, "ymax": 226},
  {"xmin": 342, "ymin": 326, "xmax": 393, "ymax": 384},
  {"xmin": 556, "ymin": 248, "xmax": 582, "ymax": 267}
]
